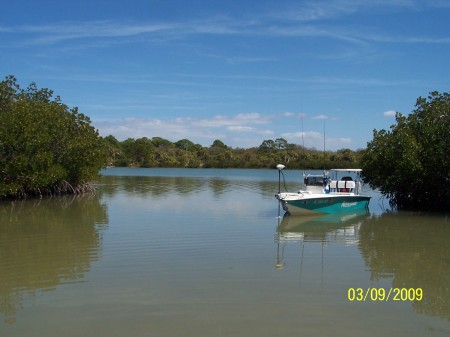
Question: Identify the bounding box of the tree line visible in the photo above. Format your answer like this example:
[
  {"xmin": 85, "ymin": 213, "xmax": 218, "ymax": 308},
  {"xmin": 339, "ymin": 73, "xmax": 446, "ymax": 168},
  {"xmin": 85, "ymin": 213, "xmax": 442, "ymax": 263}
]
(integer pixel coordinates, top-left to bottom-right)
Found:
[{"xmin": 103, "ymin": 135, "xmax": 362, "ymax": 170}]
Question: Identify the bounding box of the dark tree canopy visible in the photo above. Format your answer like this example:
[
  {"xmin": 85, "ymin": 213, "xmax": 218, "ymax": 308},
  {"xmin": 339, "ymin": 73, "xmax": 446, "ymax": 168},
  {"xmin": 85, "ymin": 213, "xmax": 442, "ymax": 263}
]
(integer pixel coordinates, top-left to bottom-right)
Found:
[
  {"xmin": 0, "ymin": 76, "xmax": 107, "ymax": 198},
  {"xmin": 259, "ymin": 139, "xmax": 276, "ymax": 152},
  {"xmin": 360, "ymin": 91, "xmax": 449, "ymax": 211},
  {"xmin": 175, "ymin": 139, "xmax": 196, "ymax": 152},
  {"xmin": 211, "ymin": 139, "xmax": 228, "ymax": 149}
]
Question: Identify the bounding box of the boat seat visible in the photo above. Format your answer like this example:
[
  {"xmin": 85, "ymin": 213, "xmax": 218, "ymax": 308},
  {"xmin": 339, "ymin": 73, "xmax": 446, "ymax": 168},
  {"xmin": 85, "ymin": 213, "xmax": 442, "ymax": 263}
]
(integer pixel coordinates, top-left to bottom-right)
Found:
[
  {"xmin": 337, "ymin": 181, "xmax": 355, "ymax": 189},
  {"xmin": 329, "ymin": 180, "xmax": 356, "ymax": 192},
  {"xmin": 331, "ymin": 180, "xmax": 355, "ymax": 192}
]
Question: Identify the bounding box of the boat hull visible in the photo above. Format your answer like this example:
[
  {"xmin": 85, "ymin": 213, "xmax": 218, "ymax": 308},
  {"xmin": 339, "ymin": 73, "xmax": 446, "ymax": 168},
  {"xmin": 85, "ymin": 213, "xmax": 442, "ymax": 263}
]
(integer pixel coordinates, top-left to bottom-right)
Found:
[{"xmin": 278, "ymin": 194, "xmax": 371, "ymax": 215}]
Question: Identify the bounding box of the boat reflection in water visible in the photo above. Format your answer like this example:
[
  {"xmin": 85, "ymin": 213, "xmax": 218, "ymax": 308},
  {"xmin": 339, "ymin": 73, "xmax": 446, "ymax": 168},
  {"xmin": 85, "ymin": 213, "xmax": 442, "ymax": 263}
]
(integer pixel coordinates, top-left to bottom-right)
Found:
[
  {"xmin": 275, "ymin": 210, "xmax": 370, "ymax": 269},
  {"xmin": 277, "ymin": 210, "xmax": 370, "ymax": 243},
  {"xmin": 275, "ymin": 210, "xmax": 450, "ymax": 325}
]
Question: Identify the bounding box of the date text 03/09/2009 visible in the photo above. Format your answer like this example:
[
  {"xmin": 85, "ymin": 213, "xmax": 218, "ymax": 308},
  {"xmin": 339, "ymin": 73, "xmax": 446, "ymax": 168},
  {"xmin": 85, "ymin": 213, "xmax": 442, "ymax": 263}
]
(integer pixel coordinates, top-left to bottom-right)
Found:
[{"xmin": 347, "ymin": 288, "xmax": 423, "ymax": 302}]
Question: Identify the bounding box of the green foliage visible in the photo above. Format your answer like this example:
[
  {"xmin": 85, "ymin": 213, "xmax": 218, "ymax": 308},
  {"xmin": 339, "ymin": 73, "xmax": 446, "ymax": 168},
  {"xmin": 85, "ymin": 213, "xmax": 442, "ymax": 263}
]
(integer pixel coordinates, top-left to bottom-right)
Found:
[
  {"xmin": 175, "ymin": 139, "xmax": 196, "ymax": 152},
  {"xmin": 211, "ymin": 139, "xmax": 228, "ymax": 149},
  {"xmin": 152, "ymin": 137, "xmax": 174, "ymax": 148},
  {"xmin": 360, "ymin": 91, "xmax": 450, "ymax": 211},
  {"xmin": 259, "ymin": 139, "xmax": 276, "ymax": 152},
  {"xmin": 274, "ymin": 138, "xmax": 288, "ymax": 150},
  {"xmin": 0, "ymin": 76, "xmax": 107, "ymax": 198},
  {"xmin": 105, "ymin": 135, "xmax": 360, "ymax": 170}
]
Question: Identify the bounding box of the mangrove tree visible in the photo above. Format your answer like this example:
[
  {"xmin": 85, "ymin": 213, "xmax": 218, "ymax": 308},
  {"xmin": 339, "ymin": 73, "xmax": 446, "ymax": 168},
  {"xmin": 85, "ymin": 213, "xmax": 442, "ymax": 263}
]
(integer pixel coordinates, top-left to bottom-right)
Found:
[
  {"xmin": 360, "ymin": 91, "xmax": 450, "ymax": 211},
  {"xmin": 0, "ymin": 76, "xmax": 107, "ymax": 198}
]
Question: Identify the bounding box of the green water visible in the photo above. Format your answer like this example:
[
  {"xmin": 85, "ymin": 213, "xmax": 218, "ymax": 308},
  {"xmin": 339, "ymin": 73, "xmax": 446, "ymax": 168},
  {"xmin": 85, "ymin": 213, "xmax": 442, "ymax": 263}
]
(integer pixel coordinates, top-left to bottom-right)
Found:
[{"xmin": 1, "ymin": 168, "xmax": 448, "ymax": 336}]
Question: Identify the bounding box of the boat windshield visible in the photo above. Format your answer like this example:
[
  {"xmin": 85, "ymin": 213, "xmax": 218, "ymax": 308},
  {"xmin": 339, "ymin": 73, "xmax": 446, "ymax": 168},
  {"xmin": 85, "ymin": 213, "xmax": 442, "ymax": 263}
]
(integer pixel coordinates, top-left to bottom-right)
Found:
[
  {"xmin": 330, "ymin": 169, "xmax": 362, "ymax": 182},
  {"xmin": 304, "ymin": 175, "xmax": 324, "ymax": 187}
]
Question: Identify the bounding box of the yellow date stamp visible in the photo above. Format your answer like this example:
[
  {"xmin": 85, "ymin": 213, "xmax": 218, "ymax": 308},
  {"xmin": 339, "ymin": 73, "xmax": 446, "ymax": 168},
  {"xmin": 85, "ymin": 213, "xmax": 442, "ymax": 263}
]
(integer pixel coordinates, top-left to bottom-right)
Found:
[{"xmin": 347, "ymin": 287, "xmax": 423, "ymax": 302}]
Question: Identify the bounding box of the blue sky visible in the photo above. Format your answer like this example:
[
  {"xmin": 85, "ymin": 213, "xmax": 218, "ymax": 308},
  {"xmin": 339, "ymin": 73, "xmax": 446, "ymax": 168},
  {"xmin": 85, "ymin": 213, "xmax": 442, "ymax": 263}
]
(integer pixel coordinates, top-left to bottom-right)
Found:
[{"xmin": 1, "ymin": 0, "xmax": 449, "ymax": 150}]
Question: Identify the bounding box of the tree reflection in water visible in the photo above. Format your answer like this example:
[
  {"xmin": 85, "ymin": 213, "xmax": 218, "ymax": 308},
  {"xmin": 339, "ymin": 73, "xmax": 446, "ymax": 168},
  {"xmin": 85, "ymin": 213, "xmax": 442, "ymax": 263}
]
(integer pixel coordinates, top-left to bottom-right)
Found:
[
  {"xmin": 276, "ymin": 211, "xmax": 449, "ymax": 322},
  {"xmin": 0, "ymin": 195, "xmax": 108, "ymax": 324},
  {"xmin": 358, "ymin": 212, "xmax": 449, "ymax": 321}
]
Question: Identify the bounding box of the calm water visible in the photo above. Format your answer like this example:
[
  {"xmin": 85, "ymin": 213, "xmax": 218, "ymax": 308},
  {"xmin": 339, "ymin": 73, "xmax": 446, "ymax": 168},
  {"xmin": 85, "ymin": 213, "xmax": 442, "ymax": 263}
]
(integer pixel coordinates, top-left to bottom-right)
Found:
[{"xmin": 1, "ymin": 168, "xmax": 448, "ymax": 336}]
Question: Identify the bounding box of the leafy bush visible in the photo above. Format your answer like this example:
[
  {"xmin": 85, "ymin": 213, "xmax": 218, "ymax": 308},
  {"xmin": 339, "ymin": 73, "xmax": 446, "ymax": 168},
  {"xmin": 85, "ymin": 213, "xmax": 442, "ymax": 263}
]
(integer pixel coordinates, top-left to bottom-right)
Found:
[
  {"xmin": 360, "ymin": 91, "xmax": 449, "ymax": 211},
  {"xmin": 0, "ymin": 76, "xmax": 107, "ymax": 198}
]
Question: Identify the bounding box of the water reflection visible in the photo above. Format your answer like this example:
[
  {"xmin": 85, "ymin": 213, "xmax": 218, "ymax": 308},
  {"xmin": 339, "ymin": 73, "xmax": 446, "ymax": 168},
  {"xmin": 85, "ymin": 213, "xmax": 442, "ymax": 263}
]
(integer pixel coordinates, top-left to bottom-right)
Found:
[
  {"xmin": 0, "ymin": 196, "xmax": 108, "ymax": 324},
  {"xmin": 275, "ymin": 211, "xmax": 369, "ymax": 269},
  {"xmin": 2, "ymin": 169, "xmax": 447, "ymax": 335},
  {"xmin": 277, "ymin": 211, "xmax": 369, "ymax": 243},
  {"xmin": 275, "ymin": 211, "xmax": 449, "ymax": 322},
  {"xmin": 358, "ymin": 212, "xmax": 449, "ymax": 321},
  {"xmin": 99, "ymin": 175, "xmax": 284, "ymax": 199}
]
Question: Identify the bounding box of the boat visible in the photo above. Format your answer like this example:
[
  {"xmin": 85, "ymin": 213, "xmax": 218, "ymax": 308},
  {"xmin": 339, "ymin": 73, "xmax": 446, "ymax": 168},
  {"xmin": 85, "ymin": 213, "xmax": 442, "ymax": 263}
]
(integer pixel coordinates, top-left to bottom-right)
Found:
[{"xmin": 275, "ymin": 166, "xmax": 371, "ymax": 215}]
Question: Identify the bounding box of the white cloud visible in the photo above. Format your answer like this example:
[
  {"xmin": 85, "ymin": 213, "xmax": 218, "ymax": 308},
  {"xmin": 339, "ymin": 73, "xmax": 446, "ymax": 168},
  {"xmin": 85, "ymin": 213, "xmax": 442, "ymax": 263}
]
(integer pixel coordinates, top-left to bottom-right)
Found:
[
  {"xmin": 17, "ymin": 21, "xmax": 181, "ymax": 45},
  {"xmin": 282, "ymin": 112, "xmax": 295, "ymax": 117},
  {"xmin": 275, "ymin": 0, "xmax": 429, "ymax": 23},
  {"xmin": 339, "ymin": 137, "xmax": 352, "ymax": 143},
  {"xmin": 227, "ymin": 126, "xmax": 255, "ymax": 132},
  {"xmin": 282, "ymin": 131, "xmax": 322, "ymax": 140},
  {"xmin": 257, "ymin": 129, "xmax": 275, "ymax": 135},
  {"xmin": 281, "ymin": 130, "xmax": 352, "ymax": 150},
  {"xmin": 312, "ymin": 114, "xmax": 328, "ymax": 120},
  {"xmin": 194, "ymin": 113, "xmax": 270, "ymax": 128},
  {"xmin": 4, "ymin": 0, "xmax": 449, "ymax": 53},
  {"xmin": 236, "ymin": 112, "xmax": 269, "ymax": 123},
  {"xmin": 383, "ymin": 110, "xmax": 396, "ymax": 117},
  {"xmin": 94, "ymin": 113, "xmax": 274, "ymax": 146},
  {"xmin": 96, "ymin": 117, "xmax": 221, "ymax": 142}
]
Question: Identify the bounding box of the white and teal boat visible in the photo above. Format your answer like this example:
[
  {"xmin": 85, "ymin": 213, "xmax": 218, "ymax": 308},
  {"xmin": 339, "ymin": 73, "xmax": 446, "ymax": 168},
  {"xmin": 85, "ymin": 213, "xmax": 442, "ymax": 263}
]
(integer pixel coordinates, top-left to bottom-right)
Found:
[{"xmin": 275, "ymin": 166, "xmax": 371, "ymax": 215}]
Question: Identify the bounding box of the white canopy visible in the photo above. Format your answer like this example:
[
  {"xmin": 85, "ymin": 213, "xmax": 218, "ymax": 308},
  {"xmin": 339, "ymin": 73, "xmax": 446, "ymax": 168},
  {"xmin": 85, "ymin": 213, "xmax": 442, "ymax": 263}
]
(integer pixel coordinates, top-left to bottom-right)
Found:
[{"xmin": 330, "ymin": 169, "xmax": 363, "ymax": 172}]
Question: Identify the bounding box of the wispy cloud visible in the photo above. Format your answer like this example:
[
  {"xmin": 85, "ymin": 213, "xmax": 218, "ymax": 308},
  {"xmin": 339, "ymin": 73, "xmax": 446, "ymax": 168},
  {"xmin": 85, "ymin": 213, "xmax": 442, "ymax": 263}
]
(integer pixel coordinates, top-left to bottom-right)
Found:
[
  {"xmin": 272, "ymin": 0, "xmax": 427, "ymax": 23},
  {"xmin": 384, "ymin": 110, "xmax": 397, "ymax": 117},
  {"xmin": 96, "ymin": 117, "xmax": 222, "ymax": 142},
  {"xmin": 226, "ymin": 125, "xmax": 274, "ymax": 136},
  {"xmin": 281, "ymin": 131, "xmax": 323, "ymax": 148},
  {"xmin": 179, "ymin": 73, "xmax": 413, "ymax": 88},
  {"xmin": 358, "ymin": 31, "xmax": 450, "ymax": 44},
  {"xmin": 282, "ymin": 112, "xmax": 295, "ymax": 117},
  {"xmin": 312, "ymin": 114, "xmax": 328, "ymax": 120},
  {"xmin": 281, "ymin": 130, "xmax": 352, "ymax": 150},
  {"xmin": 4, "ymin": 0, "xmax": 449, "ymax": 50},
  {"xmin": 3, "ymin": 19, "xmax": 239, "ymax": 47},
  {"xmin": 227, "ymin": 126, "xmax": 254, "ymax": 132},
  {"xmin": 194, "ymin": 113, "xmax": 270, "ymax": 128},
  {"xmin": 94, "ymin": 113, "xmax": 274, "ymax": 146}
]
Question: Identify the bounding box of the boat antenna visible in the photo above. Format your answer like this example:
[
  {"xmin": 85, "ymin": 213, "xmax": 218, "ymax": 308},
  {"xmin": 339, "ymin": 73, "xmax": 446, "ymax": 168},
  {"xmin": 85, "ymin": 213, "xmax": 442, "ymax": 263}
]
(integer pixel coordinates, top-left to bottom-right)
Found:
[
  {"xmin": 323, "ymin": 119, "xmax": 326, "ymax": 160},
  {"xmin": 276, "ymin": 164, "xmax": 286, "ymax": 194},
  {"xmin": 301, "ymin": 112, "xmax": 305, "ymax": 150},
  {"xmin": 322, "ymin": 118, "xmax": 328, "ymax": 170}
]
